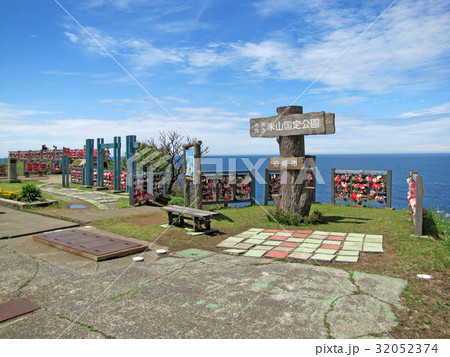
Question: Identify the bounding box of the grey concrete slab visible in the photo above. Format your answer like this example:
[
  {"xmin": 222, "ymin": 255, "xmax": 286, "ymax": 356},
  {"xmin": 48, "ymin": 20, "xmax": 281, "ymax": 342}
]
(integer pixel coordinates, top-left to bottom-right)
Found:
[
  {"xmin": 0, "ymin": 240, "xmax": 406, "ymax": 339},
  {"xmin": 0, "ymin": 206, "xmax": 78, "ymax": 239}
]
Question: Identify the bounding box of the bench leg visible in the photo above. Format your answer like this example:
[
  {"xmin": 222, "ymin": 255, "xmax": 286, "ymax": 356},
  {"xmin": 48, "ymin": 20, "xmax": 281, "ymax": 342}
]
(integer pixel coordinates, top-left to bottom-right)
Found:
[
  {"xmin": 205, "ymin": 219, "xmax": 211, "ymax": 231},
  {"xmin": 168, "ymin": 212, "xmax": 174, "ymax": 225},
  {"xmin": 193, "ymin": 218, "xmax": 201, "ymax": 232}
]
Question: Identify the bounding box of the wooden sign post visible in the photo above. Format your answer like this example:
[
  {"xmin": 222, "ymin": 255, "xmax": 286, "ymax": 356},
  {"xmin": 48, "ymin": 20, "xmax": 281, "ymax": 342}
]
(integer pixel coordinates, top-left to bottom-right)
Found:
[
  {"xmin": 251, "ymin": 106, "xmax": 335, "ymax": 216},
  {"xmin": 183, "ymin": 140, "xmax": 202, "ymax": 209}
]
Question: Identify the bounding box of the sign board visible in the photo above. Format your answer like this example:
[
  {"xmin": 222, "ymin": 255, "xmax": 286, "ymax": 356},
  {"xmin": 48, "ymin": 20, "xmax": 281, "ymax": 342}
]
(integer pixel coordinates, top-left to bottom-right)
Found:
[
  {"xmin": 250, "ymin": 112, "xmax": 335, "ymax": 138},
  {"xmin": 185, "ymin": 148, "xmax": 195, "ymax": 178},
  {"xmin": 268, "ymin": 157, "xmax": 305, "ymax": 170}
]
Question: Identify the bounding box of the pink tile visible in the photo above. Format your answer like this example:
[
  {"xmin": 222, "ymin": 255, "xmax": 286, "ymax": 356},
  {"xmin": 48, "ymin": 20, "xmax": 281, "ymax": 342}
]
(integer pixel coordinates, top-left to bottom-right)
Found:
[
  {"xmin": 292, "ymin": 233, "xmax": 309, "ymax": 238},
  {"xmin": 296, "ymin": 230, "xmax": 313, "ymax": 234},
  {"xmin": 321, "ymin": 244, "xmax": 341, "ymax": 250},
  {"xmin": 328, "ymin": 235, "xmax": 346, "ymax": 241},
  {"xmin": 280, "ymin": 242, "xmax": 300, "ymax": 248},
  {"xmin": 264, "ymin": 229, "xmax": 280, "ymax": 233},
  {"xmin": 268, "ymin": 235, "xmax": 289, "ymax": 241},
  {"xmin": 264, "ymin": 250, "xmax": 290, "ymax": 259}
]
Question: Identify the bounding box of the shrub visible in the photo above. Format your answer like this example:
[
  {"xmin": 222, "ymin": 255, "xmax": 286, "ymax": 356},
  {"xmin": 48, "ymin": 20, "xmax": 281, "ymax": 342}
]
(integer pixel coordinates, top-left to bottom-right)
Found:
[
  {"xmin": 168, "ymin": 196, "xmax": 184, "ymax": 206},
  {"xmin": 423, "ymin": 209, "xmax": 450, "ymax": 247},
  {"xmin": 20, "ymin": 184, "xmax": 43, "ymax": 202},
  {"xmin": 267, "ymin": 208, "xmax": 322, "ymax": 226}
]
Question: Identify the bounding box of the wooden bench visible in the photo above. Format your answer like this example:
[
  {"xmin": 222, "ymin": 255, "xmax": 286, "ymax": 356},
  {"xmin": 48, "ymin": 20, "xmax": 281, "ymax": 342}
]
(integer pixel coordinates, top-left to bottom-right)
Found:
[{"xmin": 161, "ymin": 205, "xmax": 219, "ymax": 232}]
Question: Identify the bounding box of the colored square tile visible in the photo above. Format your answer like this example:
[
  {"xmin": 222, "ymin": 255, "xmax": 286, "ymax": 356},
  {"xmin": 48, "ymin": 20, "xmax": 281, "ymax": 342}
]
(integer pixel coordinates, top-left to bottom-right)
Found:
[
  {"xmin": 224, "ymin": 237, "xmax": 246, "ymax": 242},
  {"xmin": 272, "ymin": 246, "xmax": 294, "ymax": 252},
  {"xmin": 323, "ymin": 240, "xmax": 342, "ymax": 245},
  {"xmin": 288, "ymin": 252, "xmax": 312, "ymax": 260},
  {"xmin": 268, "ymin": 235, "xmax": 289, "ymax": 241},
  {"xmin": 264, "ymin": 250, "xmax": 290, "ymax": 259},
  {"xmin": 244, "ymin": 239, "xmax": 266, "ymax": 245},
  {"xmin": 216, "ymin": 241, "xmax": 238, "ymax": 248},
  {"xmin": 311, "ymin": 253, "xmax": 335, "ymax": 262},
  {"xmin": 263, "ymin": 229, "xmax": 280, "ymax": 233},
  {"xmin": 243, "ymin": 249, "xmax": 267, "ymax": 258},
  {"xmin": 347, "ymin": 233, "xmax": 365, "ymax": 238},
  {"xmin": 315, "ymin": 248, "xmax": 338, "ymax": 255},
  {"xmin": 300, "ymin": 243, "xmax": 321, "ymax": 249},
  {"xmin": 307, "ymin": 235, "xmax": 326, "ymax": 240},
  {"xmin": 252, "ymin": 245, "xmax": 272, "ymax": 251},
  {"xmin": 296, "ymin": 230, "xmax": 313, "ymax": 234},
  {"xmin": 223, "ymin": 249, "xmax": 247, "ymax": 255},
  {"xmin": 286, "ymin": 237, "xmax": 304, "ymax": 243},
  {"xmin": 304, "ymin": 238, "xmax": 324, "ymax": 243},
  {"xmin": 283, "ymin": 230, "xmax": 296, "ymax": 233},
  {"xmin": 292, "ymin": 233, "xmax": 309, "ymax": 238},
  {"xmin": 294, "ymin": 247, "xmax": 317, "ymax": 253},
  {"xmin": 262, "ymin": 240, "xmax": 282, "ymax": 246},
  {"xmin": 313, "ymin": 231, "xmax": 330, "ymax": 236},
  {"xmin": 274, "ymin": 232, "xmax": 292, "ymax": 237},
  {"xmin": 345, "ymin": 236, "xmax": 364, "ymax": 242},
  {"xmin": 335, "ymin": 255, "xmax": 359, "ymax": 263},
  {"xmin": 233, "ymin": 243, "xmax": 254, "ymax": 250},
  {"xmin": 330, "ymin": 232, "xmax": 347, "ymax": 236},
  {"xmin": 280, "ymin": 242, "xmax": 300, "ymax": 248},
  {"xmin": 364, "ymin": 237, "xmax": 383, "ymax": 243},
  {"xmin": 236, "ymin": 233, "xmax": 253, "ymax": 238},
  {"xmin": 342, "ymin": 243, "xmax": 362, "ymax": 251},
  {"xmin": 327, "ymin": 236, "xmax": 346, "ymax": 241},
  {"xmin": 363, "ymin": 243, "xmax": 383, "ymax": 253},
  {"xmin": 338, "ymin": 250, "xmax": 360, "ymax": 256},
  {"xmin": 321, "ymin": 244, "xmax": 341, "ymax": 250},
  {"xmin": 245, "ymin": 228, "xmax": 265, "ymax": 233}
]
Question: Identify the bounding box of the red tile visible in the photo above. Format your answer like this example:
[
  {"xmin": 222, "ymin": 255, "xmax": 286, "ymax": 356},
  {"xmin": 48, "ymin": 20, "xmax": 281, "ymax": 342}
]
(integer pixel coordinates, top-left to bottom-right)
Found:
[
  {"xmin": 328, "ymin": 235, "xmax": 346, "ymax": 241},
  {"xmin": 283, "ymin": 230, "xmax": 296, "ymax": 233},
  {"xmin": 264, "ymin": 250, "xmax": 290, "ymax": 259},
  {"xmin": 292, "ymin": 233, "xmax": 309, "ymax": 238},
  {"xmin": 296, "ymin": 230, "xmax": 313, "ymax": 234},
  {"xmin": 268, "ymin": 235, "xmax": 288, "ymax": 241},
  {"xmin": 264, "ymin": 229, "xmax": 280, "ymax": 233},
  {"xmin": 280, "ymin": 242, "xmax": 300, "ymax": 248},
  {"xmin": 321, "ymin": 244, "xmax": 341, "ymax": 250}
]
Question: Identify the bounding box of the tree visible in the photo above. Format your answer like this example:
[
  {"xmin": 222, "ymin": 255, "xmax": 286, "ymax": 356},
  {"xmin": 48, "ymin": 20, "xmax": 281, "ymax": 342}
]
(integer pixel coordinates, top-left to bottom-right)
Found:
[{"xmin": 146, "ymin": 131, "xmax": 209, "ymax": 195}]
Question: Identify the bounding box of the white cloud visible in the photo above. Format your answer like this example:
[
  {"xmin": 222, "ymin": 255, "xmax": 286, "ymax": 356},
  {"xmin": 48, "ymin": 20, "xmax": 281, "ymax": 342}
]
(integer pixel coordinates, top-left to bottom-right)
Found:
[{"xmin": 400, "ymin": 103, "xmax": 450, "ymax": 118}]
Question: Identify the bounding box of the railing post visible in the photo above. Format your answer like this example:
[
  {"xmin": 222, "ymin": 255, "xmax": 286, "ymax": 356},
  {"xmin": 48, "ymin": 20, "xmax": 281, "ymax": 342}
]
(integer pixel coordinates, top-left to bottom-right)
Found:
[{"xmin": 331, "ymin": 168, "xmax": 336, "ymax": 204}]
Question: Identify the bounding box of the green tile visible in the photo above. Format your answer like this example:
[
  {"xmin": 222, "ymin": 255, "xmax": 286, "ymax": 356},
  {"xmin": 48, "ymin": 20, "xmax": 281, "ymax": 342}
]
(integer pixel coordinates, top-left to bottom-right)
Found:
[
  {"xmin": 262, "ymin": 240, "xmax": 282, "ymax": 246},
  {"xmin": 236, "ymin": 233, "xmax": 253, "ymax": 238},
  {"xmin": 363, "ymin": 243, "xmax": 383, "ymax": 253},
  {"xmin": 300, "ymin": 243, "xmax": 321, "ymax": 249},
  {"xmin": 294, "ymin": 247, "xmax": 317, "ymax": 253},
  {"xmin": 311, "ymin": 253, "xmax": 335, "ymax": 262},
  {"xmin": 323, "ymin": 240, "xmax": 342, "ymax": 245},
  {"xmin": 335, "ymin": 255, "xmax": 359, "ymax": 263},
  {"xmin": 244, "ymin": 239, "xmax": 266, "ymax": 244},
  {"xmin": 364, "ymin": 237, "xmax": 383, "ymax": 243},
  {"xmin": 315, "ymin": 248, "xmax": 338, "ymax": 255},
  {"xmin": 272, "ymin": 246, "xmax": 294, "ymax": 252},
  {"xmin": 216, "ymin": 241, "xmax": 238, "ymax": 248},
  {"xmin": 345, "ymin": 236, "xmax": 364, "ymax": 242},
  {"xmin": 274, "ymin": 232, "xmax": 292, "ymax": 237},
  {"xmin": 234, "ymin": 243, "xmax": 254, "ymax": 250},
  {"xmin": 224, "ymin": 237, "xmax": 246, "ymax": 242},
  {"xmin": 330, "ymin": 232, "xmax": 347, "ymax": 236},
  {"xmin": 307, "ymin": 235, "xmax": 326, "ymax": 240},
  {"xmin": 288, "ymin": 252, "xmax": 312, "ymax": 260},
  {"xmin": 338, "ymin": 250, "xmax": 360, "ymax": 256},
  {"xmin": 342, "ymin": 243, "xmax": 362, "ymax": 251},
  {"xmin": 304, "ymin": 238, "xmax": 323, "ymax": 243},
  {"xmin": 286, "ymin": 237, "xmax": 304, "ymax": 243},
  {"xmin": 245, "ymin": 228, "xmax": 265, "ymax": 233},
  {"xmin": 313, "ymin": 231, "xmax": 330, "ymax": 236},
  {"xmin": 243, "ymin": 249, "xmax": 267, "ymax": 258}
]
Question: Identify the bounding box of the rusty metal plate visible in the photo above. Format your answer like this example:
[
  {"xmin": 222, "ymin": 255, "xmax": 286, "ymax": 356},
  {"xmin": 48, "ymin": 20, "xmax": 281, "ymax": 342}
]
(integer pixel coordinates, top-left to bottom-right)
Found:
[
  {"xmin": 0, "ymin": 298, "xmax": 40, "ymax": 323},
  {"xmin": 33, "ymin": 229, "xmax": 148, "ymax": 261}
]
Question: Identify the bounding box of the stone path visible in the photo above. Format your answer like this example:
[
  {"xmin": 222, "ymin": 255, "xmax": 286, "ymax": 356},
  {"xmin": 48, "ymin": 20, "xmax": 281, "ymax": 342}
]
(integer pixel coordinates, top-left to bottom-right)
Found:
[
  {"xmin": 217, "ymin": 228, "xmax": 384, "ymax": 263},
  {"xmin": 40, "ymin": 184, "xmax": 120, "ymax": 210}
]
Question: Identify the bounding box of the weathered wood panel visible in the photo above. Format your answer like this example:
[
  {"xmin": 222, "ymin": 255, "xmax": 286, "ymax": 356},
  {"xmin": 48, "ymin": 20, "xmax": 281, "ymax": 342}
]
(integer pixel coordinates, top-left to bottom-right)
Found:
[{"xmin": 268, "ymin": 156, "xmax": 305, "ymax": 170}]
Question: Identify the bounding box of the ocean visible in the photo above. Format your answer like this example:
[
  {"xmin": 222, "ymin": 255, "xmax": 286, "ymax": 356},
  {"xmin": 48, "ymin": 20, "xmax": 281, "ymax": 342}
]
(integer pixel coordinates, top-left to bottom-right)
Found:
[{"xmin": 202, "ymin": 153, "xmax": 450, "ymax": 215}]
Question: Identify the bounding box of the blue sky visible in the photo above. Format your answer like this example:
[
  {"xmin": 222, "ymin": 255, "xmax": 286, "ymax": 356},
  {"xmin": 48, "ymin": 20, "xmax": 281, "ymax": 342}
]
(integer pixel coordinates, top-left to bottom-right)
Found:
[{"xmin": 1, "ymin": 0, "xmax": 449, "ymax": 157}]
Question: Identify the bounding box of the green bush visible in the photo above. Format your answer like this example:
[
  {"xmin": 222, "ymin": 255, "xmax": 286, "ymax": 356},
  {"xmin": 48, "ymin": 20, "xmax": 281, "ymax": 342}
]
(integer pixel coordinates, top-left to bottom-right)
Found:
[
  {"xmin": 168, "ymin": 196, "xmax": 184, "ymax": 206},
  {"xmin": 20, "ymin": 184, "xmax": 43, "ymax": 202},
  {"xmin": 267, "ymin": 208, "xmax": 322, "ymax": 226}
]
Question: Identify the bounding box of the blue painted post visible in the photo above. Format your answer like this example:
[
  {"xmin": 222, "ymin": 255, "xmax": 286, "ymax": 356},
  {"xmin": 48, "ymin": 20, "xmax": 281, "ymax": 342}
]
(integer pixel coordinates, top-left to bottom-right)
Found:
[
  {"xmin": 60, "ymin": 154, "xmax": 69, "ymax": 187},
  {"xmin": 84, "ymin": 139, "xmax": 94, "ymax": 186},
  {"xmin": 126, "ymin": 135, "xmax": 137, "ymax": 194},
  {"xmin": 97, "ymin": 138, "xmax": 105, "ymax": 187}
]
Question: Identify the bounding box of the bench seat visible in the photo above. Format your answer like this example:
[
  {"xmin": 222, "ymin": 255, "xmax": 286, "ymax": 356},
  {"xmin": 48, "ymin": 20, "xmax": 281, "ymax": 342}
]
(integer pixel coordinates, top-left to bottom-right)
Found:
[{"xmin": 161, "ymin": 205, "xmax": 219, "ymax": 232}]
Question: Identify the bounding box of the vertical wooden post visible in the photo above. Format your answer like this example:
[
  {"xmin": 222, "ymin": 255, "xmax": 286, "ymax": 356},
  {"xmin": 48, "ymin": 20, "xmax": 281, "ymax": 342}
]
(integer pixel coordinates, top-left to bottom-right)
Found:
[
  {"xmin": 194, "ymin": 141, "xmax": 202, "ymax": 209},
  {"xmin": 183, "ymin": 147, "xmax": 190, "ymax": 207},
  {"xmin": 386, "ymin": 169, "xmax": 392, "ymax": 208}
]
